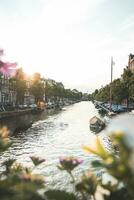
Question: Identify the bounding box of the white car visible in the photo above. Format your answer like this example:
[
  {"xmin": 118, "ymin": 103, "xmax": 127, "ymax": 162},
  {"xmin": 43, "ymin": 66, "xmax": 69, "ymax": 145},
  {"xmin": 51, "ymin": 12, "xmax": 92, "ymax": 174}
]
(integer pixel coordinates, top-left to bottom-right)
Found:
[
  {"xmin": 29, "ymin": 104, "xmax": 37, "ymax": 108},
  {"xmin": 18, "ymin": 104, "xmax": 28, "ymax": 109}
]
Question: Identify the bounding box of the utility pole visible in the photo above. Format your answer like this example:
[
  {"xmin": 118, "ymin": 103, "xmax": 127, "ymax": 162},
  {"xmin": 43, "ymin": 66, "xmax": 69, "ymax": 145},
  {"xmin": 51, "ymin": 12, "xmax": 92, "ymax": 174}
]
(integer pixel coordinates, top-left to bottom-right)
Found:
[{"xmin": 110, "ymin": 56, "xmax": 114, "ymax": 112}]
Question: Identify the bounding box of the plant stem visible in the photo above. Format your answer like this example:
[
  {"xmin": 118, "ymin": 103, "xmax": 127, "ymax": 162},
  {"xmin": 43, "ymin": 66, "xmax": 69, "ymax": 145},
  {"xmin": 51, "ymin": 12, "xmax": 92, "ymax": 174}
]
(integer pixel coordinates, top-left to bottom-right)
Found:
[
  {"xmin": 68, "ymin": 171, "xmax": 75, "ymax": 183},
  {"xmin": 92, "ymin": 195, "xmax": 96, "ymax": 200}
]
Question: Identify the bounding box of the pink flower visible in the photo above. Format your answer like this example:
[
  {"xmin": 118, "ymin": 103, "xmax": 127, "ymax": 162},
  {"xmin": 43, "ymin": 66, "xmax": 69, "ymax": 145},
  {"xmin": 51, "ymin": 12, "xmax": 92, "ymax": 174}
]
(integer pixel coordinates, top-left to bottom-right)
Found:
[
  {"xmin": 0, "ymin": 61, "xmax": 17, "ymax": 76},
  {"xmin": 58, "ymin": 156, "xmax": 83, "ymax": 171}
]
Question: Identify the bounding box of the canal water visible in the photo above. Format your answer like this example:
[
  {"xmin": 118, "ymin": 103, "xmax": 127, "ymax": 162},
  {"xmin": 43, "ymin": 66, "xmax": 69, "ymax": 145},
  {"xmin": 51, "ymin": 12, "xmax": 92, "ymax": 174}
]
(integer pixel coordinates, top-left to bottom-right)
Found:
[{"xmin": 1, "ymin": 101, "xmax": 105, "ymax": 190}]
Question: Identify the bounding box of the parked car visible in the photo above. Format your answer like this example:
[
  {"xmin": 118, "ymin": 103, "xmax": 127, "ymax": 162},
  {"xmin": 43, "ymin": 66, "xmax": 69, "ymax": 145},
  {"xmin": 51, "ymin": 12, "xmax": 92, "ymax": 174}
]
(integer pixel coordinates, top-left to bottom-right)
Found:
[
  {"xmin": 29, "ymin": 104, "xmax": 37, "ymax": 109},
  {"xmin": 46, "ymin": 101, "xmax": 56, "ymax": 109},
  {"xmin": 111, "ymin": 104, "xmax": 127, "ymax": 113},
  {"xmin": 46, "ymin": 102, "xmax": 53, "ymax": 109},
  {"xmin": 18, "ymin": 104, "xmax": 28, "ymax": 109}
]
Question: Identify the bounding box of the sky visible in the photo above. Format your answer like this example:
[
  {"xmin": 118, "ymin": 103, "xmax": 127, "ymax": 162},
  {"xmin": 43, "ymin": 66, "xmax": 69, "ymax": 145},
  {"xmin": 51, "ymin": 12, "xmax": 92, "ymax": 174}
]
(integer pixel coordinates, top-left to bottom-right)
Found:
[{"xmin": 0, "ymin": 0, "xmax": 134, "ymax": 92}]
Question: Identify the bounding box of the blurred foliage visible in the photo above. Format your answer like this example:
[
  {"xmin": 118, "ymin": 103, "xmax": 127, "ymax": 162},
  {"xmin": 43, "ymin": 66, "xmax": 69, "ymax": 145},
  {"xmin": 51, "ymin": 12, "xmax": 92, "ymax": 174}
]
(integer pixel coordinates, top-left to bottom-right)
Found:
[
  {"xmin": 45, "ymin": 190, "xmax": 77, "ymax": 200},
  {"xmin": 0, "ymin": 127, "xmax": 134, "ymax": 200}
]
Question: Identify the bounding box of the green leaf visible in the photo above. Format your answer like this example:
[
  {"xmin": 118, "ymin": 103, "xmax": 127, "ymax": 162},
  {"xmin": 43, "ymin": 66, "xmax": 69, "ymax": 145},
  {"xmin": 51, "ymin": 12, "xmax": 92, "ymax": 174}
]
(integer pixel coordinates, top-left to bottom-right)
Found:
[
  {"xmin": 30, "ymin": 156, "xmax": 45, "ymax": 166},
  {"xmin": 91, "ymin": 160, "xmax": 103, "ymax": 168},
  {"xmin": 3, "ymin": 159, "xmax": 16, "ymax": 168}
]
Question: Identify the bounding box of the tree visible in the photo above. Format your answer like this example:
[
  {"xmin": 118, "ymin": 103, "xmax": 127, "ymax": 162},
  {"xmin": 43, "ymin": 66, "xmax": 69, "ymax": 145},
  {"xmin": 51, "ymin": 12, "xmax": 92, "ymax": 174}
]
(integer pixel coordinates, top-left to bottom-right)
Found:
[
  {"xmin": 122, "ymin": 69, "xmax": 133, "ymax": 107},
  {"xmin": 92, "ymin": 68, "xmax": 134, "ymax": 106},
  {"xmin": 12, "ymin": 68, "xmax": 27, "ymax": 105},
  {"xmin": 45, "ymin": 81, "xmax": 54, "ymax": 101},
  {"xmin": 30, "ymin": 73, "xmax": 45, "ymax": 103},
  {"xmin": 93, "ymin": 85, "xmax": 110, "ymax": 102},
  {"xmin": 111, "ymin": 79, "xmax": 128, "ymax": 104},
  {"xmin": 129, "ymin": 74, "xmax": 134, "ymax": 101}
]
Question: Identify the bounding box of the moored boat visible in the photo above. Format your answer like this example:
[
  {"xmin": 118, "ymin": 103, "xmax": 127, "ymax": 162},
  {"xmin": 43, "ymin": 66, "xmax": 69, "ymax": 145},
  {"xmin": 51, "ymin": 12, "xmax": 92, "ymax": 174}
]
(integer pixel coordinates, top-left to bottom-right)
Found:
[
  {"xmin": 103, "ymin": 111, "xmax": 116, "ymax": 124},
  {"xmin": 90, "ymin": 116, "xmax": 105, "ymax": 133}
]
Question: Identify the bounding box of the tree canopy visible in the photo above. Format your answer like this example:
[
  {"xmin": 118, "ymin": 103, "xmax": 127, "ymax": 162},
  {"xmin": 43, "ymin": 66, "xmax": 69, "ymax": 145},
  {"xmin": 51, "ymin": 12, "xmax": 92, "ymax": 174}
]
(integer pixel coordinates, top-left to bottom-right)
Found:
[{"xmin": 92, "ymin": 68, "xmax": 134, "ymax": 104}]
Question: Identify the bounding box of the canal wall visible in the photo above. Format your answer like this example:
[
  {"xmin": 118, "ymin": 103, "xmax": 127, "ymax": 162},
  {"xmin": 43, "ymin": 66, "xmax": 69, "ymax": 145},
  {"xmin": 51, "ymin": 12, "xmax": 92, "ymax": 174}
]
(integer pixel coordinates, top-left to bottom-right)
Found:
[
  {"xmin": 0, "ymin": 109, "xmax": 32, "ymax": 119},
  {"xmin": 0, "ymin": 108, "xmax": 59, "ymax": 134}
]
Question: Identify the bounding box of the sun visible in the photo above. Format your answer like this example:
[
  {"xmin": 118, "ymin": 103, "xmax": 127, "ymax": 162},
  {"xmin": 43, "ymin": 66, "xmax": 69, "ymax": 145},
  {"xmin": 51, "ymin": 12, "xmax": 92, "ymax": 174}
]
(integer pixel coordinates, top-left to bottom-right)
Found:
[{"xmin": 23, "ymin": 66, "xmax": 36, "ymax": 76}]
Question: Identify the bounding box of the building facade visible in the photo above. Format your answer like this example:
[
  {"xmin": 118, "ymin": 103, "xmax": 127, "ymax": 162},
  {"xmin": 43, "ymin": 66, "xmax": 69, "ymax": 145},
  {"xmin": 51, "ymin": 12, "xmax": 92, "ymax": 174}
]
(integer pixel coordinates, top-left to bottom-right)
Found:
[
  {"xmin": 0, "ymin": 75, "xmax": 16, "ymax": 108},
  {"xmin": 23, "ymin": 79, "xmax": 35, "ymax": 105},
  {"xmin": 128, "ymin": 54, "xmax": 134, "ymax": 73}
]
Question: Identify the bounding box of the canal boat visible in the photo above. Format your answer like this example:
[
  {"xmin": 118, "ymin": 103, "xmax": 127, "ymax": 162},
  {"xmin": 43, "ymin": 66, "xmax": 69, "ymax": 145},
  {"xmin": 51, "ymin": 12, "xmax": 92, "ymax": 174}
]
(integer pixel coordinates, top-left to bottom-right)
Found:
[
  {"xmin": 103, "ymin": 111, "xmax": 116, "ymax": 124},
  {"xmin": 90, "ymin": 116, "xmax": 105, "ymax": 133}
]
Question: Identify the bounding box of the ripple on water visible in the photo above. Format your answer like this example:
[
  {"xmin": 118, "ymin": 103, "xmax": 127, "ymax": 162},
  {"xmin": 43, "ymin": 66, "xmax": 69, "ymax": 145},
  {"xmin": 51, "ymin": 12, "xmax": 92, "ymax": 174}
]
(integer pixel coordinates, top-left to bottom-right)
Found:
[{"xmin": 1, "ymin": 102, "xmax": 111, "ymax": 189}]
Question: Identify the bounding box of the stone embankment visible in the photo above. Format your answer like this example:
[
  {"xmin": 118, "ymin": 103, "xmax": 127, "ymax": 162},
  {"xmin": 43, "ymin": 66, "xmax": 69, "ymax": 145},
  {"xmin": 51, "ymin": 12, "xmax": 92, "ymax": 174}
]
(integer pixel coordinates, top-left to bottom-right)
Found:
[{"xmin": 0, "ymin": 109, "xmax": 32, "ymax": 119}]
